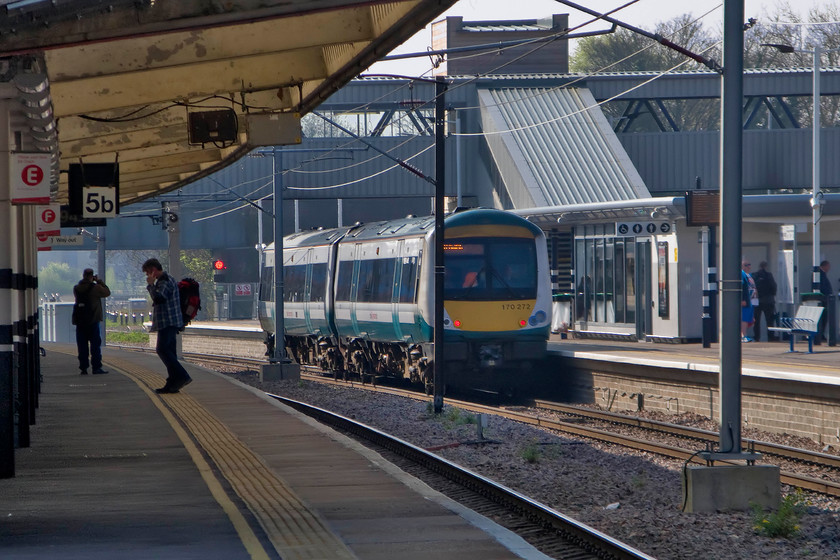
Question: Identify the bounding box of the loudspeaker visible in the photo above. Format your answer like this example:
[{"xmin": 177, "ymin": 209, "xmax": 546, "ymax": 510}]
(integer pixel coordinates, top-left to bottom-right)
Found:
[{"xmin": 188, "ymin": 109, "xmax": 238, "ymax": 145}]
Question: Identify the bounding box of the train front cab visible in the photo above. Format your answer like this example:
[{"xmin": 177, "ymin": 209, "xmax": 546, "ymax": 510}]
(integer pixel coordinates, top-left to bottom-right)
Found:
[{"xmin": 440, "ymin": 211, "xmax": 551, "ymax": 390}]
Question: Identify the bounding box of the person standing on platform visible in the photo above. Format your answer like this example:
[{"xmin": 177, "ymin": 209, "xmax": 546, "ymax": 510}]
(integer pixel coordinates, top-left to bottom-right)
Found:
[
  {"xmin": 142, "ymin": 258, "xmax": 192, "ymax": 393},
  {"xmin": 73, "ymin": 268, "xmax": 110, "ymax": 375},
  {"xmin": 741, "ymin": 261, "xmax": 757, "ymax": 342},
  {"xmin": 817, "ymin": 260, "xmax": 833, "ymax": 344},
  {"xmin": 752, "ymin": 261, "xmax": 777, "ymax": 341}
]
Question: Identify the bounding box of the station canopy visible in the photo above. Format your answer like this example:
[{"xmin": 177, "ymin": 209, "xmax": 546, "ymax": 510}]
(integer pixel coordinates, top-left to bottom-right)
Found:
[{"xmin": 0, "ymin": 0, "xmax": 456, "ymax": 207}]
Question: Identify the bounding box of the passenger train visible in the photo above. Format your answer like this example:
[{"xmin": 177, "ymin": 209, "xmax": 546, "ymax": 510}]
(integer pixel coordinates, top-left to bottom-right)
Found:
[{"xmin": 258, "ymin": 208, "xmax": 551, "ymax": 393}]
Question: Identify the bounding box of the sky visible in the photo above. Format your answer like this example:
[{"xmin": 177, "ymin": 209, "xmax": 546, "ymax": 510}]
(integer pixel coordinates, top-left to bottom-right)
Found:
[{"xmin": 367, "ymin": 0, "xmax": 828, "ymax": 76}]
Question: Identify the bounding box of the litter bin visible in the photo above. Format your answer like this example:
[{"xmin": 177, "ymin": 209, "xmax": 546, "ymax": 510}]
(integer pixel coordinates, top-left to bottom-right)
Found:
[{"xmin": 551, "ymin": 293, "xmax": 573, "ymax": 338}]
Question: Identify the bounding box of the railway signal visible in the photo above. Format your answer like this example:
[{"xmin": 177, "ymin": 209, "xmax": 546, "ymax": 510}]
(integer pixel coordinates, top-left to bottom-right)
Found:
[{"xmin": 213, "ymin": 259, "xmax": 227, "ymax": 283}]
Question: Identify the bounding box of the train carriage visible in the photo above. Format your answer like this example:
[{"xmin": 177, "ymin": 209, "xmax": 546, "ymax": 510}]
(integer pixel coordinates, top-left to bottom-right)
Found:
[
  {"xmin": 258, "ymin": 227, "xmax": 349, "ymax": 371},
  {"xmin": 259, "ymin": 208, "xmax": 551, "ymax": 393}
]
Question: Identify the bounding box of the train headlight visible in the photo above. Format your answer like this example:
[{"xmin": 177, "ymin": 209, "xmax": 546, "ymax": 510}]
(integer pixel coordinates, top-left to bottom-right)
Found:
[{"xmin": 529, "ymin": 310, "xmax": 547, "ymax": 326}]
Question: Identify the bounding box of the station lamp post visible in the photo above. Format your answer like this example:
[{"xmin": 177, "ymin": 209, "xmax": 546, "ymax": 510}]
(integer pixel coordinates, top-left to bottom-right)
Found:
[{"xmin": 763, "ymin": 42, "xmax": 840, "ymax": 293}]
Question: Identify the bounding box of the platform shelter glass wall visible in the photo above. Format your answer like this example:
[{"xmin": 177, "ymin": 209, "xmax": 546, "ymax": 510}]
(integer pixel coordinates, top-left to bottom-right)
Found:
[{"xmin": 574, "ymin": 226, "xmax": 636, "ymax": 327}]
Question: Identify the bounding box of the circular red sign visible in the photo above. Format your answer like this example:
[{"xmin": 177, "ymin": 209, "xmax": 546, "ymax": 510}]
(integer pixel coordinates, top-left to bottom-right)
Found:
[
  {"xmin": 41, "ymin": 208, "xmax": 56, "ymax": 223},
  {"xmin": 22, "ymin": 164, "xmax": 44, "ymax": 186},
  {"xmin": 36, "ymin": 232, "xmax": 49, "ymax": 242}
]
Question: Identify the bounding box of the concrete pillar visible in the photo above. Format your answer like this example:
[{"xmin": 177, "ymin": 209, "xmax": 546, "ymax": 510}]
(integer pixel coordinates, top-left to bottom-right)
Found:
[
  {"xmin": 11, "ymin": 205, "xmax": 30, "ymax": 448},
  {"xmin": 0, "ymin": 101, "xmax": 13, "ymax": 477}
]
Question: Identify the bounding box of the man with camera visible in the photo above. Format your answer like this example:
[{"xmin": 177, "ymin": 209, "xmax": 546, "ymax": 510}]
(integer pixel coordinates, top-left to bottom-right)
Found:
[{"xmin": 72, "ymin": 268, "xmax": 111, "ymax": 375}]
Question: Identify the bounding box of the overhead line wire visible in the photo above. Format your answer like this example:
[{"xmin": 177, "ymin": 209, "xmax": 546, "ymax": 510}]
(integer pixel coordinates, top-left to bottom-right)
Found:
[{"xmin": 180, "ymin": 0, "xmax": 720, "ymax": 218}]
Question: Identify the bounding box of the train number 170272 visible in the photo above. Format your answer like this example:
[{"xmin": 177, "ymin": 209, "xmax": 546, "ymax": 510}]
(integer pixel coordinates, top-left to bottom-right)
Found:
[{"xmin": 501, "ymin": 303, "xmax": 532, "ymax": 311}]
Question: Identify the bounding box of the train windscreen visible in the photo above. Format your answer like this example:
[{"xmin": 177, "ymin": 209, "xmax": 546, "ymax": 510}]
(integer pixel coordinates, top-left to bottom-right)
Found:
[{"xmin": 444, "ymin": 237, "xmax": 537, "ymax": 300}]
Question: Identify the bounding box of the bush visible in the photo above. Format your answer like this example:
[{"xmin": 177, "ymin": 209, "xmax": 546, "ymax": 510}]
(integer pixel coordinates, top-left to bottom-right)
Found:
[{"xmin": 751, "ymin": 489, "xmax": 809, "ymax": 539}]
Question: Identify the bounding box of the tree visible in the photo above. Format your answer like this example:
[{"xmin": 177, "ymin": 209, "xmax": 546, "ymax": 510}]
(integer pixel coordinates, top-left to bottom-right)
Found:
[
  {"xmin": 180, "ymin": 249, "xmax": 213, "ymax": 287},
  {"xmin": 744, "ymin": 2, "xmax": 840, "ymax": 128},
  {"xmin": 571, "ymin": 14, "xmax": 720, "ymax": 132},
  {"xmin": 38, "ymin": 262, "xmax": 79, "ymax": 300},
  {"xmin": 570, "ymin": 3, "xmax": 840, "ymax": 132},
  {"xmin": 571, "ymin": 14, "xmax": 718, "ymax": 74}
]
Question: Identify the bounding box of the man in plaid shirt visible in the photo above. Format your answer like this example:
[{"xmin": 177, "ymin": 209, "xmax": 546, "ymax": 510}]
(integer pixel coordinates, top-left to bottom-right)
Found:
[{"xmin": 142, "ymin": 258, "xmax": 192, "ymax": 393}]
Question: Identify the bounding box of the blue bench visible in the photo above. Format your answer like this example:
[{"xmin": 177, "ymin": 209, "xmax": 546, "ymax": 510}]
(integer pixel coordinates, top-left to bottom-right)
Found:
[{"xmin": 768, "ymin": 305, "xmax": 824, "ymax": 353}]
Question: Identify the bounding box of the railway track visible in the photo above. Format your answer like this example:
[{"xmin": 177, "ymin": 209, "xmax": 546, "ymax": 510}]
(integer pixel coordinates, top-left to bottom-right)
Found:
[{"xmin": 172, "ymin": 350, "xmax": 840, "ymax": 498}]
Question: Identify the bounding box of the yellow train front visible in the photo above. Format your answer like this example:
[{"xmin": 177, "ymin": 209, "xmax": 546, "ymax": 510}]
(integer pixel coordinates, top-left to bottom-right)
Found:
[{"xmin": 433, "ymin": 209, "xmax": 551, "ymax": 393}]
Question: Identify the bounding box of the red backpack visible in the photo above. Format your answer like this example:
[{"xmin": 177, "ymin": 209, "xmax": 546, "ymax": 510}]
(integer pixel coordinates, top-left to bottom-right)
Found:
[{"xmin": 178, "ymin": 278, "xmax": 201, "ymax": 325}]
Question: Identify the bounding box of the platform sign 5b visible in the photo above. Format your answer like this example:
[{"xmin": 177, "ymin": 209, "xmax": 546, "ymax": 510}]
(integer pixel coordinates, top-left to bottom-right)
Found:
[
  {"xmin": 11, "ymin": 153, "xmax": 51, "ymax": 204},
  {"xmin": 83, "ymin": 186, "xmax": 117, "ymax": 218}
]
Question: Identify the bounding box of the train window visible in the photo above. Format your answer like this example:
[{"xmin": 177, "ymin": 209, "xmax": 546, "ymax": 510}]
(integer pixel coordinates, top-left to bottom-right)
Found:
[
  {"xmin": 357, "ymin": 258, "xmax": 396, "ymax": 302},
  {"xmin": 444, "ymin": 237, "xmax": 537, "ymax": 301},
  {"xmin": 399, "ymin": 257, "xmax": 418, "ymax": 303},
  {"xmin": 374, "ymin": 259, "xmax": 396, "ymax": 302},
  {"xmin": 357, "ymin": 260, "xmax": 375, "ymax": 302},
  {"xmin": 259, "ymin": 266, "xmax": 273, "ymax": 302},
  {"xmin": 335, "ymin": 261, "xmax": 354, "ymax": 301},
  {"xmin": 283, "ymin": 265, "xmax": 306, "ymax": 303},
  {"xmin": 310, "ymin": 263, "xmax": 327, "ymax": 302}
]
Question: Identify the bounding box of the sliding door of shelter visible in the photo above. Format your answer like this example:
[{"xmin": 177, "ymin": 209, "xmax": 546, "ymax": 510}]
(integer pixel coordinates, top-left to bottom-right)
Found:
[{"xmin": 635, "ymin": 239, "xmax": 653, "ymax": 339}]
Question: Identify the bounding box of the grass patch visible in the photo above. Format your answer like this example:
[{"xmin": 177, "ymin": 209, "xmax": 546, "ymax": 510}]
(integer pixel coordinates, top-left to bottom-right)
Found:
[
  {"xmin": 106, "ymin": 331, "xmax": 149, "ymax": 344},
  {"xmin": 425, "ymin": 404, "xmax": 478, "ymax": 429},
  {"xmin": 519, "ymin": 441, "xmax": 541, "ymax": 464},
  {"xmin": 445, "ymin": 407, "xmax": 477, "ymax": 426}
]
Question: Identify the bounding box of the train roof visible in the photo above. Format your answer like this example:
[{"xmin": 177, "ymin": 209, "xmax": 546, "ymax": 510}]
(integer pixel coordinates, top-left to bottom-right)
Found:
[
  {"xmin": 281, "ymin": 226, "xmax": 355, "ymax": 249},
  {"xmin": 268, "ymin": 208, "xmax": 541, "ymax": 250}
]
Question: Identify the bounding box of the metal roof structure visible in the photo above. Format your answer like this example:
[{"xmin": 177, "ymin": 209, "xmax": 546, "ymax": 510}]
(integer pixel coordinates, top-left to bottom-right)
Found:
[
  {"xmin": 512, "ymin": 193, "xmax": 840, "ymax": 230},
  {"xmin": 478, "ymin": 86, "xmax": 650, "ymax": 208},
  {"xmin": 0, "ymin": 0, "xmax": 457, "ymax": 208}
]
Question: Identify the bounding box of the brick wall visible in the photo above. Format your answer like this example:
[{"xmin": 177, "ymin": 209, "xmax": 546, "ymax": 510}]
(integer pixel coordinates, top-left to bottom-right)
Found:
[{"xmin": 559, "ymin": 357, "xmax": 840, "ymax": 452}]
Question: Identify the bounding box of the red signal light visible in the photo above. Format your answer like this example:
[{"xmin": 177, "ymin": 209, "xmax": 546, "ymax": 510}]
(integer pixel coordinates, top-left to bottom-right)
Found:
[
  {"xmin": 213, "ymin": 259, "xmax": 226, "ymax": 270},
  {"xmin": 453, "ymin": 319, "xmax": 462, "ymax": 328},
  {"xmin": 519, "ymin": 319, "xmax": 527, "ymax": 327}
]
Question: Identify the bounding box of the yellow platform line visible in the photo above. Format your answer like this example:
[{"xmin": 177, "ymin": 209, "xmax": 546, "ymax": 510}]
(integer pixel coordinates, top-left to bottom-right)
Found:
[{"xmin": 106, "ymin": 357, "xmax": 357, "ymax": 560}]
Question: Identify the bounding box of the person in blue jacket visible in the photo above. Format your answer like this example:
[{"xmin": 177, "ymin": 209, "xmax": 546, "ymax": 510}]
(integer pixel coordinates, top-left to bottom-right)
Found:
[{"xmin": 741, "ymin": 261, "xmax": 757, "ymax": 342}]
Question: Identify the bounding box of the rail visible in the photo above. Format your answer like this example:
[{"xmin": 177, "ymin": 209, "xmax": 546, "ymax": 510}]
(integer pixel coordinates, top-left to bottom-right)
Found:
[{"xmin": 171, "ymin": 350, "xmax": 840, "ymax": 498}]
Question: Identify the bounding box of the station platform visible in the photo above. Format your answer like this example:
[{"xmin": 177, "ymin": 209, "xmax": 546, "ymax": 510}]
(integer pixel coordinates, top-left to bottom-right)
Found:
[
  {"xmin": 4, "ymin": 344, "xmax": 550, "ymax": 560},
  {"xmin": 548, "ymin": 334, "xmax": 840, "ymax": 387}
]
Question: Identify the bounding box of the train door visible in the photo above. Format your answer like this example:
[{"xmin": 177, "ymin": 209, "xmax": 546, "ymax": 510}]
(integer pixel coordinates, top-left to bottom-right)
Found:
[
  {"xmin": 391, "ymin": 240, "xmax": 405, "ymax": 340},
  {"xmin": 349, "ymin": 243, "xmax": 362, "ymax": 335},
  {"xmin": 635, "ymin": 239, "xmax": 653, "ymax": 339},
  {"xmin": 302, "ymin": 249, "xmax": 314, "ymax": 333}
]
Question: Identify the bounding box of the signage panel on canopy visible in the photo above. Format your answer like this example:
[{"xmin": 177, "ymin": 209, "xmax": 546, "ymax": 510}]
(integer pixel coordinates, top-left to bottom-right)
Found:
[
  {"xmin": 36, "ymin": 231, "xmax": 52, "ymax": 251},
  {"xmin": 11, "ymin": 153, "xmax": 51, "ymax": 204},
  {"xmin": 36, "ymin": 203, "xmax": 61, "ymax": 236},
  {"xmin": 615, "ymin": 221, "xmax": 672, "ymax": 236}
]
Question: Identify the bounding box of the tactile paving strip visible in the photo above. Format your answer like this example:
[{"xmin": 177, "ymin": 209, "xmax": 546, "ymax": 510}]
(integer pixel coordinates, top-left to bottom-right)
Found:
[{"xmin": 107, "ymin": 357, "xmax": 357, "ymax": 560}]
